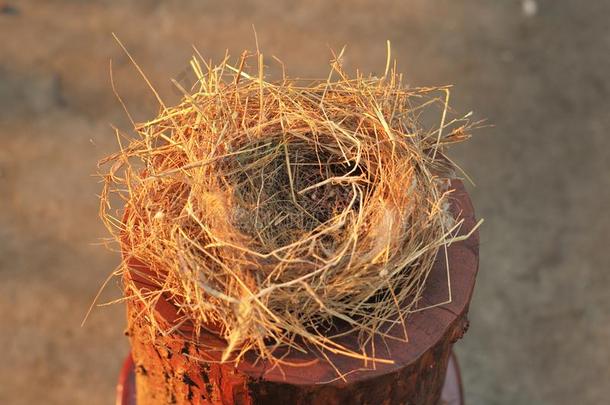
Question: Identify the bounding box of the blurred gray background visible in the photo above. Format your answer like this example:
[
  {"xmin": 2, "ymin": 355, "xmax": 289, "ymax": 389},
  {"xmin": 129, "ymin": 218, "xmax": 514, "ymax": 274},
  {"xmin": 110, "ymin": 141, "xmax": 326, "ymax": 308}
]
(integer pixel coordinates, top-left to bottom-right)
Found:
[{"xmin": 1, "ymin": 1, "xmax": 609, "ymax": 404}]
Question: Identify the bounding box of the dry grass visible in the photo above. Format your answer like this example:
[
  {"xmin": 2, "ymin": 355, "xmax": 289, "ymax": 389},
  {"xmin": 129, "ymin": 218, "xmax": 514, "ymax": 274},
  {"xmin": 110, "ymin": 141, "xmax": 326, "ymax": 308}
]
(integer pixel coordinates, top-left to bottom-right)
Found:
[{"xmin": 99, "ymin": 43, "xmax": 477, "ymax": 367}]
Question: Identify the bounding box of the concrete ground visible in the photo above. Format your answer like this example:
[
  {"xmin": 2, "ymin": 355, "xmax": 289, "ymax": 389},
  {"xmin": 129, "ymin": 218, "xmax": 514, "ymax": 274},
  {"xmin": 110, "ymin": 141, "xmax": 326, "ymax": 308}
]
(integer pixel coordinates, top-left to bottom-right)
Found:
[{"xmin": 1, "ymin": 1, "xmax": 609, "ymax": 404}]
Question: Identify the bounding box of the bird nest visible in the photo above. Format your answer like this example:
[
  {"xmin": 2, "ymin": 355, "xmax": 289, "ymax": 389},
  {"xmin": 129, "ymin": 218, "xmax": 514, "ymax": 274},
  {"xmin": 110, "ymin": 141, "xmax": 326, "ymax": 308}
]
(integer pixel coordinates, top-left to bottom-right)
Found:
[{"xmin": 99, "ymin": 48, "xmax": 475, "ymax": 365}]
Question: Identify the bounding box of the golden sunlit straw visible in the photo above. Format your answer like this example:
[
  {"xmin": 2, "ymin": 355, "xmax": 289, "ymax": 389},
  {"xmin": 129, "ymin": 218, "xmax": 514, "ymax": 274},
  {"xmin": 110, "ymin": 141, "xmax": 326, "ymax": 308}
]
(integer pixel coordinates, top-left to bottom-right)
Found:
[{"xmin": 98, "ymin": 41, "xmax": 479, "ymax": 367}]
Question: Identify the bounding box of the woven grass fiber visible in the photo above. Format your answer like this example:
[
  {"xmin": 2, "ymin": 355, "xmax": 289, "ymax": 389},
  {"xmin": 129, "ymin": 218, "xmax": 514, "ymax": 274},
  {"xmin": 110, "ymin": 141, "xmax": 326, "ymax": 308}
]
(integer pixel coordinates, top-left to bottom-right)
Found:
[{"xmin": 99, "ymin": 43, "xmax": 477, "ymax": 367}]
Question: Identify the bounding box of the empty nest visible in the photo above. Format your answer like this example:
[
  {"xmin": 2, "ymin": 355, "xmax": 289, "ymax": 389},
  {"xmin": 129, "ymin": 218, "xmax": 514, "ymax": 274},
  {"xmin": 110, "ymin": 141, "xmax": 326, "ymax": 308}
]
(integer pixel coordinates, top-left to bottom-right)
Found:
[{"xmin": 99, "ymin": 47, "xmax": 475, "ymax": 366}]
